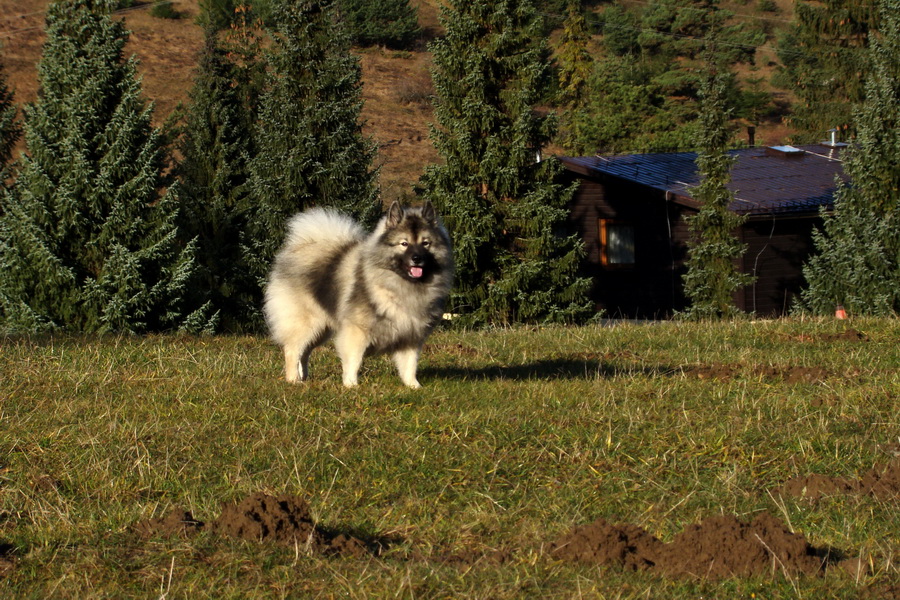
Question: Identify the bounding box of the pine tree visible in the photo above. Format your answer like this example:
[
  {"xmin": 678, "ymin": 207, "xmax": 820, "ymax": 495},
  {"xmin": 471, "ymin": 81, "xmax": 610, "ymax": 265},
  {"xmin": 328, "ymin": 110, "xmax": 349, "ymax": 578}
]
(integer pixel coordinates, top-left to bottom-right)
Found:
[
  {"xmin": 565, "ymin": 54, "xmax": 692, "ymax": 155},
  {"xmin": 600, "ymin": 4, "xmax": 640, "ymax": 57},
  {"xmin": 800, "ymin": 0, "xmax": 900, "ymax": 316},
  {"xmin": 243, "ymin": 0, "xmax": 380, "ymax": 297},
  {"xmin": 0, "ymin": 0, "xmax": 210, "ymax": 333},
  {"xmin": 198, "ymin": 0, "xmax": 238, "ymax": 31},
  {"xmin": 638, "ymin": 0, "xmax": 759, "ymax": 94},
  {"xmin": 775, "ymin": 0, "xmax": 878, "ymax": 141},
  {"xmin": 420, "ymin": 0, "xmax": 592, "ymax": 326},
  {"xmin": 555, "ymin": 1, "xmax": 593, "ymax": 107},
  {"xmin": 176, "ymin": 18, "xmax": 263, "ymax": 332},
  {"xmin": 0, "ymin": 58, "xmax": 20, "ymax": 185},
  {"xmin": 681, "ymin": 50, "xmax": 753, "ymax": 319},
  {"xmin": 563, "ymin": 1, "xmax": 763, "ymax": 155},
  {"xmin": 338, "ymin": 0, "xmax": 420, "ymax": 50}
]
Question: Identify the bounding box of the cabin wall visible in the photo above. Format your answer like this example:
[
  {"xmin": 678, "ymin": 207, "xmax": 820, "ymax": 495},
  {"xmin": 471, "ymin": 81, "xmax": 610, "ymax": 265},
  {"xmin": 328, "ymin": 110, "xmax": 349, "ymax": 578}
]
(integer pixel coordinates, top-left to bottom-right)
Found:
[
  {"xmin": 739, "ymin": 215, "xmax": 821, "ymax": 316},
  {"xmin": 566, "ymin": 173, "xmax": 821, "ymax": 318},
  {"xmin": 567, "ymin": 174, "xmax": 689, "ymax": 318}
]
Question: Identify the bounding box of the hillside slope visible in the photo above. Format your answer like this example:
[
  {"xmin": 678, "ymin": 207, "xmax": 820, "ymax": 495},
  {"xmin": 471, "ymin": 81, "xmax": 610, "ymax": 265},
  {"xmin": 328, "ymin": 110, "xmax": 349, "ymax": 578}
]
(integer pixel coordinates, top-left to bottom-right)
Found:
[
  {"xmin": 0, "ymin": 0, "xmax": 440, "ymax": 201},
  {"xmin": 1, "ymin": 0, "xmax": 794, "ymax": 203}
]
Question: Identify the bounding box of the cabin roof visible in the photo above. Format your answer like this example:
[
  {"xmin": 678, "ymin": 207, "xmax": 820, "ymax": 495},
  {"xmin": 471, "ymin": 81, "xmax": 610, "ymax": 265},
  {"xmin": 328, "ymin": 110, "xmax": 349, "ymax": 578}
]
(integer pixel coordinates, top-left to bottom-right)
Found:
[{"xmin": 559, "ymin": 143, "xmax": 849, "ymax": 216}]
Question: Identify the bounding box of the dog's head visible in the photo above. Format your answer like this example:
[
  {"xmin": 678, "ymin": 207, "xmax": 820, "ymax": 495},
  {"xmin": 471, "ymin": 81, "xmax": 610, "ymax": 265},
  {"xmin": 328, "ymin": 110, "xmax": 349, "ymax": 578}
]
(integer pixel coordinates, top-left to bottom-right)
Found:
[{"xmin": 379, "ymin": 201, "xmax": 452, "ymax": 284}]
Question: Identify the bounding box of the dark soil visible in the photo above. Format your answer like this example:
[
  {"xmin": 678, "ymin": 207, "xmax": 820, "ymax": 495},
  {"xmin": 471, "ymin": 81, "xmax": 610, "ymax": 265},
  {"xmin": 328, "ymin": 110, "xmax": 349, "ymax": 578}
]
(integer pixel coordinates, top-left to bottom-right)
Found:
[
  {"xmin": 785, "ymin": 328, "xmax": 870, "ymax": 343},
  {"xmin": 684, "ymin": 363, "xmax": 830, "ymax": 383},
  {"xmin": 127, "ymin": 459, "xmax": 900, "ymax": 584},
  {"xmin": 0, "ymin": 542, "xmax": 15, "ymax": 576},
  {"xmin": 549, "ymin": 512, "xmax": 836, "ymax": 580},
  {"xmin": 820, "ymin": 328, "xmax": 869, "ymax": 342},
  {"xmin": 781, "ymin": 458, "xmax": 900, "ymax": 501},
  {"xmin": 134, "ymin": 493, "xmax": 371, "ymax": 557},
  {"xmin": 134, "ymin": 508, "xmax": 203, "ymax": 539},
  {"xmin": 210, "ymin": 492, "xmax": 369, "ymax": 557}
]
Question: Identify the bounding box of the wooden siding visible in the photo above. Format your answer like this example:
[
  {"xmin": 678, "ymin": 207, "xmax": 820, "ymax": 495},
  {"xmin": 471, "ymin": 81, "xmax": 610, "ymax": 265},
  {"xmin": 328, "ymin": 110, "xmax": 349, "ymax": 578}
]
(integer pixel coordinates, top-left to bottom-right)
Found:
[
  {"xmin": 566, "ymin": 172, "xmax": 823, "ymax": 318},
  {"xmin": 566, "ymin": 174, "xmax": 690, "ymax": 318},
  {"xmin": 739, "ymin": 215, "xmax": 821, "ymax": 316}
]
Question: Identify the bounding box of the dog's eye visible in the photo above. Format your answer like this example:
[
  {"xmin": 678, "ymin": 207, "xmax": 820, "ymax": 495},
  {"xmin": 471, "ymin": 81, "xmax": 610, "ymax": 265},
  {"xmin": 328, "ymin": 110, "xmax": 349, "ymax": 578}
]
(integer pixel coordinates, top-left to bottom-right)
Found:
[
  {"xmin": 399, "ymin": 241, "xmax": 409, "ymax": 247},
  {"xmin": 422, "ymin": 240, "xmax": 431, "ymax": 247}
]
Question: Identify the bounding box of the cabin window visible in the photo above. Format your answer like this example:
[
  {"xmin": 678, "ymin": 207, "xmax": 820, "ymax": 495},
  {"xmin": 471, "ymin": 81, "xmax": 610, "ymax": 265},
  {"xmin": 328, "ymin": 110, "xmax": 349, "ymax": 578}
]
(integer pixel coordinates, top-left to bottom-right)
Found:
[{"xmin": 599, "ymin": 219, "xmax": 635, "ymax": 266}]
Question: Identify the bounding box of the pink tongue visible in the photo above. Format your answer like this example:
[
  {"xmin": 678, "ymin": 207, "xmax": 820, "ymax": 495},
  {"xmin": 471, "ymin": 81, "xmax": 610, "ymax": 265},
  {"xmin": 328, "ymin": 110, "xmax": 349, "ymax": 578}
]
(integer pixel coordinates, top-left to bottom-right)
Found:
[{"xmin": 409, "ymin": 266, "xmax": 424, "ymax": 278}]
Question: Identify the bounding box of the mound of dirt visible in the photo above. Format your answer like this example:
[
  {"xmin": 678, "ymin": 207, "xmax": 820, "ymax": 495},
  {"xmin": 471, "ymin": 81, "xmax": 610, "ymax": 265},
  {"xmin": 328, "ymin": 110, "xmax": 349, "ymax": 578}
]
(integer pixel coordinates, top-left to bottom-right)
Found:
[
  {"xmin": 683, "ymin": 364, "xmax": 829, "ymax": 383},
  {"xmin": 781, "ymin": 366, "xmax": 830, "ymax": 384},
  {"xmin": 549, "ymin": 519, "xmax": 662, "ymax": 571},
  {"xmin": 782, "ymin": 459, "xmax": 900, "ymax": 501},
  {"xmin": 787, "ymin": 329, "xmax": 869, "ymax": 343},
  {"xmin": 210, "ymin": 493, "xmax": 314, "ymax": 544},
  {"xmin": 210, "ymin": 493, "xmax": 369, "ymax": 557},
  {"xmin": 821, "ymin": 329, "xmax": 868, "ymax": 342},
  {"xmin": 780, "ymin": 473, "xmax": 857, "ymax": 500},
  {"xmin": 133, "ymin": 493, "xmax": 371, "ymax": 557},
  {"xmin": 550, "ymin": 512, "xmax": 832, "ymax": 580},
  {"xmin": 0, "ymin": 542, "xmax": 15, "ymax": 576},
  {"xmin": 134, "ymin": 509, "xmax": 204, "ymax": 539},
  {"xmin": 684, "ymin": 364, "xmax": 740, "ymax": 380}
]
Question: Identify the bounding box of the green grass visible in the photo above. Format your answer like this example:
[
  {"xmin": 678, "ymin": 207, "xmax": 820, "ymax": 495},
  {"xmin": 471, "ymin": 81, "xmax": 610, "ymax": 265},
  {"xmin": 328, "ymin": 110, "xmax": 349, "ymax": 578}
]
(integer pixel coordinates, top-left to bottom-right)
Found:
[{"xmin": 2, "ymin": 318, "xmax": 899, "ymax": 598}]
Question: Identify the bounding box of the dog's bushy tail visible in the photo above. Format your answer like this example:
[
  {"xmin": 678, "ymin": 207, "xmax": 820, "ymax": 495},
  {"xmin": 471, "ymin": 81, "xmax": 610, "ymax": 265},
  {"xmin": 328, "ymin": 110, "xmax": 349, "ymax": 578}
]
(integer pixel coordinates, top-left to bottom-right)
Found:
[{"xmin": 283, "ymin": 208, "xmax": 365, "ymax": 249}]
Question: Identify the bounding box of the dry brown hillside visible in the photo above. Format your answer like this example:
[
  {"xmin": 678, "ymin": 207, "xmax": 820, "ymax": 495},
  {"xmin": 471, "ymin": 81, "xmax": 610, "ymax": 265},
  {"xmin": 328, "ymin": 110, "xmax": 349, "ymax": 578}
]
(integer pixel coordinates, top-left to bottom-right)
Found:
[
  {"xmin": 0, "ymin": 0, "xmax": 793, "ymax": 202},
  {"xmin": 0, "ymin": 0, "xmax": 441, "ymax": 201}
]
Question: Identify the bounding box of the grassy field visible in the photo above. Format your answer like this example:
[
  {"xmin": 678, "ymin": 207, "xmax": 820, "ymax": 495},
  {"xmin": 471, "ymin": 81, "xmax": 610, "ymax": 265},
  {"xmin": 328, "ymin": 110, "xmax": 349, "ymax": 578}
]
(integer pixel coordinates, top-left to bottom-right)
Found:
[{"xmin": 2, "ymin": 318, "xmax": 899, "ymax": 598}]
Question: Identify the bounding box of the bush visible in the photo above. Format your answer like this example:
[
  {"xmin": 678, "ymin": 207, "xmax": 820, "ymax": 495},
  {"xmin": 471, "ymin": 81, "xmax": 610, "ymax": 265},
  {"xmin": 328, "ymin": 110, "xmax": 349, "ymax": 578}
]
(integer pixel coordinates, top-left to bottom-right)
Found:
[{"xmin": 150, "ymin": 1, "xmax": 182, "ymax": 19}]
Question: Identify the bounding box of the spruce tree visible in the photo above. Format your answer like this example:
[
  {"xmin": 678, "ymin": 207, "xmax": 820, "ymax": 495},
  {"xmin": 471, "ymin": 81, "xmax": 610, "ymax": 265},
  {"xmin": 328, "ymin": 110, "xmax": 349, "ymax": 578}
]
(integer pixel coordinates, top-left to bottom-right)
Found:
[
  {"xmin": 555, "ymin": 1, "xmax": 593, "ymax": 107},
  {"xmin": 681, "ymin": 52, "xmax": 753, "ymax": 319},
  {"xmin": 638, "ymin": 0, "xmax": 759, "ymax": 94},
  {"xmin": 800, "ymin": 0, "xmax": 900, "ymax": 316},
  {"xmin": 338, "ymin": 0, "xmax": 420, "ymax": 50},
  {"xmin": 0, "ymin": 57, "xmax": 19, "ymax": 185},
  {"xmin": 564, "ymin": 1, "xmax": 763, "ymax": 155},
  {"xmin": 0, "ymin": 0, "xmax": 209, "ymax": 333},
  {"xmin": 243, "ymin": 0, "xmax": 380, "ymax": 296},
  {"xmin": 420, "ymin": 0, "xmax": 592, "ymax": 326},
  {"xmin": 600, "ymin": 4, "xmax": 640, "ymax": 57},
  {"xmin": 775, "ymin": 0, "xmax": 878, "ymax": 141},
  {"xmin": 176, "ymin": 20, "xmax": 263, "ymax": 332},
  {"xmin": 197, "ymin": 0, "xmax": 238, "ymax": 31}
]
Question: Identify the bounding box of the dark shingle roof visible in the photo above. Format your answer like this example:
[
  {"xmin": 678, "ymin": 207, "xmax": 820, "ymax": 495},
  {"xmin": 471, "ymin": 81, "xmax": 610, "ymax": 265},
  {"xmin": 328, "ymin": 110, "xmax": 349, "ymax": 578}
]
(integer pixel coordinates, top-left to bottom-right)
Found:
[{"xmin": 560, "ymin": 144, "xmax": 849, "ymax": 216}]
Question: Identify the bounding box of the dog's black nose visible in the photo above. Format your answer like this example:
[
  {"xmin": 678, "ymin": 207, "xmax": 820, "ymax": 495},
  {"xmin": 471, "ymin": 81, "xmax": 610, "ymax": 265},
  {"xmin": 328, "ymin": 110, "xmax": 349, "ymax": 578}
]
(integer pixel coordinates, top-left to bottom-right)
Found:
[{"xmin": 411, "ymin": 254, "xmax": 423, "ymax": 264}]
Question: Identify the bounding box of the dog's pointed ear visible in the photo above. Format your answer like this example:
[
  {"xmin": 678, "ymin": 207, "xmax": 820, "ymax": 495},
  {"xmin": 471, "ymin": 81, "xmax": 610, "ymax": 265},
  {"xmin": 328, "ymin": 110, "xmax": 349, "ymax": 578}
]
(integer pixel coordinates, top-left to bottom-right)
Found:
[
  {"xmin": 387, "ymin": 201, "xmax": 404, "ymax": 227},
  {"xmin": 421, "ymin": 200, "xmax": 436, "ymax": 224}
]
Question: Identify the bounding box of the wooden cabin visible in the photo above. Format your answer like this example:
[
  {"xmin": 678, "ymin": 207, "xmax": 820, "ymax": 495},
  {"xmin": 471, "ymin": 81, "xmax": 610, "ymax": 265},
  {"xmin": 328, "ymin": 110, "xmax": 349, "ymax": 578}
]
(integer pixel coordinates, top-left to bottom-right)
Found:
[{"xmin": 559, "ymin": 143, "xmax": 849, "ymax": 318}]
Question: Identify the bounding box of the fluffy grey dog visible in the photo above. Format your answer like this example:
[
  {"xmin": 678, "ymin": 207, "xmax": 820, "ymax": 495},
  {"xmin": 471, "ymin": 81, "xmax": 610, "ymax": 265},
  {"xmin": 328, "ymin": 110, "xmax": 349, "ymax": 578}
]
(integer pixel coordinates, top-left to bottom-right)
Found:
[{"xmin": 264, "ymin": 202, "xmax": 453, "ymax": 388}]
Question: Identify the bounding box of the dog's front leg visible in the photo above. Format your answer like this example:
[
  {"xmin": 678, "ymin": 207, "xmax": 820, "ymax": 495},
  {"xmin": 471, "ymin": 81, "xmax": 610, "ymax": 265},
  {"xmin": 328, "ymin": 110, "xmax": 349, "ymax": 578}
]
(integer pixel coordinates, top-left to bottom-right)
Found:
[
  {"xmin": 334, "ymin": 326, "xmax": 367, "ymax": 387},
  {"xmin": 392, "ymin": 346, "xmax": 422, "ymax": 389}
]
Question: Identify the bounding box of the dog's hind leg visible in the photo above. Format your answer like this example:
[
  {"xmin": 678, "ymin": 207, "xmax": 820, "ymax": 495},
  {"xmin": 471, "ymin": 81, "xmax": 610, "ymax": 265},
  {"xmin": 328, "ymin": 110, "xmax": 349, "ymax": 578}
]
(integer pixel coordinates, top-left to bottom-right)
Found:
[
  {"xmin": 283, "ymin": 329, "xmax": 327, "ymax": 383},
  {"xmin": 283, "ymin": 345, "xmax": 302, "ymax": 383},
  {"xmin": 392, "ymin": 346, "xmax": 422, "ymax": 389}
]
